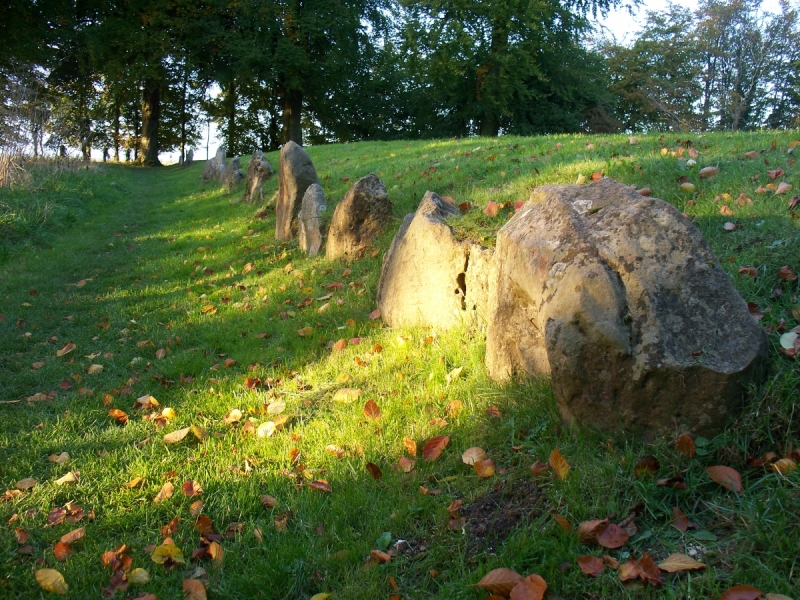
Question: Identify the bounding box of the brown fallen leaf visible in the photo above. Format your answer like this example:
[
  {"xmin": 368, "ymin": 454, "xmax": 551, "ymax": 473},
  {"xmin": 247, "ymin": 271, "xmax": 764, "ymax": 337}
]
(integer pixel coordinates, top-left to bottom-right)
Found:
[
  {"xmin": 657, "ymin": 553, "xmax": 706, "ymax": 573},
  {"xmin": 597, "ymin": 523, "xmax": 630, "ymax": 549},
  {"xmin": 509, "ymin": 574, "xmax": 547, "ymax": 600},
  {"xmin": 308, "ymin": 480, "xmax": 332, "ymax": 493},
  {"xmin": 183, "ymin": 578, "xmax": 207, "ymax": 600},
  {"xmin": 109, "ymin": 409, "xmax": 128, "ymax": 425},
  {"xmin": 553, "ymin": 514, "xmax": 572, "ymax": 533},
  {"xmin": 398, "ymin": 456, "xmax": 415, "ymax": 473},
  {"xmin": 475, "ymin": 567, "xmax": 524, "ymax": 596},
  {"xmin": 577, "ymin": 519, "xmax": 608, "ymax": 544},
  {"xmin": 181, "ymin": 480, "xmax": 203, "ymax": 497},
  {"xmin": 717, "ymin": 584, "xmax": 763, "ymax": 600},
  {"xmin": 370, "ymin": 549, "xmax": 391, "ymax": 563},
  {"xmin": 153, "ymin": 482, "xmax": 174, "ymax": 504},
  {"xmin": 59, "ymin": 527, "xmax": 85, "ymax": 545},
  {"xmin": 56, "ymin": 342, "xmax": 76, "ymax": 357},
  {"xmin": 707, "ymin": 465, "xmax": 743, "ymax": 493},
  {"xmin": 422, "ymin": 436, "xmax": 450, "ymax": 461},
  {"xmin": 363, "ymin": 400, "xmax": 381, "ymax": 419},
  {"xmin": 474, "ymin": 459, "xmax": 496, "ymax": 478},
  {"xmin": 15, "ymin": 477, "xmax": 37, "ymax": 491},
  {"xmin": 577, "ymin": 555, "xmax": 604, "ymax": 577},
  {"xmin": 462, "ymin": 447, "xmax": 488, "ymax": 465},
  {"xmin": 530, "ymin": 461, "xmax": 549, "ymax": 476},
  {"xmin": 54, "ymin": 541, "xmax": 73, "ymax": 561},
  {"xmin": 366, "ymin": 462, "xmax": 382, "ymax": 480}
]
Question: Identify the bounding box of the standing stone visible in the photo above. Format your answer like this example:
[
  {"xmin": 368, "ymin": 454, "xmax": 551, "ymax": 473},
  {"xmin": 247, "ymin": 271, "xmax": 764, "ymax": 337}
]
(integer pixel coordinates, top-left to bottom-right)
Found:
[
  {"xmin": 276, "ymin": 141, "xmax": 319, "ymax": 240},
  {"xmin": 485, "ymin": 178, "xmax": 768, "ymax": 438},
  {"xmin": 377, "ymin": 190, "xmax": 492, "ymax": 328},
  {"xmin": 184, "ymin": 149, "xmax": 194, "ymax": 168},
  {"xmin": 298, "ymin": 183, "xmax": 326, "ymax": 256},
  {"xmin": 222, "ymin": 156, "xmax": 244, "ymax": 193},
  {"xmin": 243, "ymin": 151, "xmax": 274, "ymax": 202},
  {"xmin": 326, "ymin": 174, "xmax": 392, "ymax": 260},
  {"xmin": 201, "ymin": 146, "xmax": 226, "ymax": 184}
]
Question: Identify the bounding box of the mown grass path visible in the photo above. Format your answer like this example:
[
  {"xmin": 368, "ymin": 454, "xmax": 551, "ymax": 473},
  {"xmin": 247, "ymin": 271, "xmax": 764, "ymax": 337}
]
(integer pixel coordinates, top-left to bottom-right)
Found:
[{"xmin": 1, "ymin": 135, "xmax": 799, "ymax": 599}]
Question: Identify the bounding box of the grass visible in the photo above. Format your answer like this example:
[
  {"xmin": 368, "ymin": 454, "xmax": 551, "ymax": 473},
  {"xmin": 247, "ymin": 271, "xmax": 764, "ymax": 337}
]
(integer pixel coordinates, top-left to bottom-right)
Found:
[{"xmin": 0, "ymin": 131, "xmax": 798, "ymax": 599}]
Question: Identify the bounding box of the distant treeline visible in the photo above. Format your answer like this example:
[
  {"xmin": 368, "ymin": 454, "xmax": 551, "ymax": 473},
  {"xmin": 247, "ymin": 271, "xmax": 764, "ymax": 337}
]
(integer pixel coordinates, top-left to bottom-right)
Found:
[{"xmin": 1, "ymin": 0, "xmax": 797, "ymax": 164}]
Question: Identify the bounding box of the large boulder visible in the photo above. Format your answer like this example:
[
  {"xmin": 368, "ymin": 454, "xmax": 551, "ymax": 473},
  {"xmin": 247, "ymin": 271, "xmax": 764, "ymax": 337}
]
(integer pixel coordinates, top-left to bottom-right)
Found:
[
  {"xmin": 276, "ymin": 142, "xmax": 319, "ymax": 240},
  {"xmin": 201, "ymin": 146, "xmax": 226, "ymax": 184},
  {"xmin": 222, "ymin": 156, "xmax": 244, "ymax": 193},
  {"xmin": 243, "ymin": 151, "xmax": 274, "ymax": 202},
  {"xmin": 298, "ymin": 183, "xmax": 326, "ymax": 257},
  {"xmin": 486, "ymin": 178, "xmax": 768, "ymax": 437},
  {"xmin": 326, "ymin": 174, "xmax": 392, "ymax": 260},
  {"xmin": 377, "ymin": 191, "xmax": 492, "ymax": 328}
]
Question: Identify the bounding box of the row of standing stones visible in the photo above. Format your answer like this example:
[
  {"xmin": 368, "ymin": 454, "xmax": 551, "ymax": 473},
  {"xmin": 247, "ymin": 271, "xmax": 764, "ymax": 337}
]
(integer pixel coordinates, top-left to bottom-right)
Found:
[{"xmin": 209, "ymin": 143, "xmax": 769, "ymax": 439}]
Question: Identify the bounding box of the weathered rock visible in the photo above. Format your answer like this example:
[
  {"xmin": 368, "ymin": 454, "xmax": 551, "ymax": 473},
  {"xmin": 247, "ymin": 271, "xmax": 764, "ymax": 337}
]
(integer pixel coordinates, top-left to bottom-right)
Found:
[
  {"xmin": 243, "ymin": 151, "xmax": 274, "ymax": 202},
  {"xmin": 377, "ymin": 191, "xmax": 492, "ymax": 328},
  {"xmin": 222, "ymin": 156, "xmax": 244, "ymax": 193},
  {"xmin": 326, "ymin": 174, "xmax": 392, "ymax": 260},
  {"xmin": 276, "ymin": 142, "xmax": 319, "ymax": 240},
  {"xmin": 201, "ymin": 146, "xmax": 226, "ymax": 184},
  {"xmin": 183, "ymin": 149, "xmax": 194, "ymax": 168},
  {"xmin": 298, "ymin": 183, "xmax": 326, "ymax": 256},
  {"xmin": 486, "ymin": 178, "xmax": 767, "ymax": 437}
]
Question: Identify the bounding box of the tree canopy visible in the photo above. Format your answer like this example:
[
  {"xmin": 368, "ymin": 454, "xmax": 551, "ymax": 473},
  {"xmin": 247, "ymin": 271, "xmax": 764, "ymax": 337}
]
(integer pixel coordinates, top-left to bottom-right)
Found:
[{"xmin": 1, "ymin": 0, "xmax": 798, "ymax": 163}]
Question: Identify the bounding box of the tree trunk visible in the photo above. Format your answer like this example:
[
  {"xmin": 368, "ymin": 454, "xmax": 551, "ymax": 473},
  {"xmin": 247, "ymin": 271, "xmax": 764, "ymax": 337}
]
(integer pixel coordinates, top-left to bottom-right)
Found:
[
  {"xmin": 180, "ymin": 69, "xmax": 188, "ymax": 164},
  {"xmin": 138, "ymin": 79, "xmax": 162, "ymax": 166},
  {"xmin": 281, "ymin": 89, "xmax": 303, "ymax": 145},
  {"xmin": 478, "ymin": 17, "xmax": 508, "ymax": 138},
  {"xmin": 114, "ymin": 103, "xmax": 121, "ymax": 162},
  {"xmin": 226, "ymin": 80, "xmax": 237, "ymax": 156}
]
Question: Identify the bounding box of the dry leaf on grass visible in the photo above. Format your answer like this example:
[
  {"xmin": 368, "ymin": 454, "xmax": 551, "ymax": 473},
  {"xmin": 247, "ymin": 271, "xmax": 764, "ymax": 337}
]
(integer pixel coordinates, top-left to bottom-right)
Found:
[
  {"xmin": 707, "ymin": 465, "xmax": 743, "ymax": 493},
  {"xmin": 657, "ymin": 553, "xmax": 706, "ymax": 573},
  {"xmin": 549, "ymin": 449, "xmax": 570, "ymax": 480},
  {"xmin": 475, "ymin": 568, "xmax": 524, "ymax": 596},
  {"xmin": 35, "ymin": 569, "xmax": 68, "ymax": 594}
]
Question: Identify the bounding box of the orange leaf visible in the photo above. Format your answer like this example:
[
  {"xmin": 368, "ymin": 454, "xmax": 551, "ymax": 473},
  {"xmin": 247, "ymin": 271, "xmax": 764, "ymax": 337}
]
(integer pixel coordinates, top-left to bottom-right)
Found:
[
  {"xmin": 638, "ymin": 553, "xmax": 662, "ymax": 586},
  {"xmin": 707, "ymin": 465, "xmax": 743, "ymax": 493},
  {"xmin": 671, "ymin": 507, "xmax": 690, "ymax": 532},
  {"xmin": 398, "ymin": 456, "xmax": 415, "ymax": 473},
  {"xmin": 183, "ymin": 578, "xmax": 207, "ymax": 600},
  {"xmin": 402, "ymin": 438, "xmax": 417, "ymax": 457},
  {"xmin": 473, "ymin": 459, "xmax": 496, "ymax": 478},
  {"xmin": 549, "ymin": 449, "xmax": 570, "ymax": 480},
  {"xmin": 675, "ymin": 434, "xmax": 696, "ymax": 458},
  {"xmin": 181, "ymin": 480, "xmax": 203, "ymax": 497},
  {"xmin": 422, "ymin": 436, "xmax": 450, "ymax": 461},
  {"xmin": 56, "ymin": 342, "xmax": 76, "ymax": 357},
  {"xmin": 717, "ymin": 585, "xmax": 764, "ymax": 600},
  {"xmin": 366, "ymin": 462, "xmax": 382, "ymax": 480},
  {"xmin": 509, "ymin": 574, "xmax": 547, "ymax": 600},
  {"xmin": 530, "ymin": 461, "xmax": 549, "ymax": 476},
  {"xmin": 332, "ymin": 339, "xmax": 347, "ymax": 352},
  {"xmin": 59, "ymin": 527, "xmax": 85, "ymax": 545},
  {"xmin": 108, "ymin": 409, "xmax": 128, "ymax": 424},
  {"xmin": 553, "ymin": 514, "xmax": 572, "ymax": 533},
  {"xmin": 363, "ymin": 400, "xmax": 381, "ymax": 419},
  {"xmin": 153, "ymin": 482, "xmax": 174, "ymax": 504},
  {"xmin": 53, "ymin": 541, "xmax": 72, "ymax": 561},
  {"xmin": 577, "ymin": 555, "xmax": 604, "ymax": 577},
  {"xmin": 308, "ymin": 480, "xmax": 332, "ymax": 493},
  {"xmin": 577, "ymin": 519, "xmax": 608, "ymax": 544},
  {"xmin": 475, "ymin": 568, "xmax": 524, "ymax": 596}
]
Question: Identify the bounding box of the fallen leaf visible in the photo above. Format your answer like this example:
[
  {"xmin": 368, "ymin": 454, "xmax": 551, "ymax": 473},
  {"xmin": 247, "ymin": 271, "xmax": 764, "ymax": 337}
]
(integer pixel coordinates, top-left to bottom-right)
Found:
[
  {"xmin": 462, "ymin": 447, "xmax": 488, "ymax": 465},
  {"xmin": 530, "ymin": 461, "xmax": 549, "ymax": 476},
  {"xmin": 109, "ymin": 409, "xmax": 129, "ymax": 424},
  {"xmin": 369, "ymin": 309, "xmax": 381, "ymax": 320},
  {"xmin": 128, "ymin": 568, "xmax": 150, "ymax": 584},
  {"xmin": 54, "ymin": 541, "xmax": 73, "ymax": 560},
  {"xmin": 603, "ymin": 555, "xmax": 620, "ymax": 570},
  {"xmin": 55, "ymin": 471, "xmax": 79, "ymax": 486},
  {"xmin": 549, "ymin": 449, "xmax": 570, "ymax": 480},
  {"xmin": 483, "ymin": 202, "xmax": 499, "ymax": 217},
  {"xmin": 509, "ymin": 574, "xmax": 547, "ymax": 600},
  {"xmin": 446, "ymin": 399, "xmax": 464, "ymax": 418},
  {"xmin": 445, "ymin": 366, "xmax": 463, "ymax": 384},
  {"xmin": 333, "ymin": 388, "xmax": 361, "ymax": 403},
  {"xmin": 15, "ymin": 477, "xmax": 37, "ymax": 491},
  {"xmin": 59, "ymin": 527, "xmax": 85, "ymax": 544},
  {"xmin": 577, "ymin": 555, "xmax": 604, "ymax": 577},
  {"xmin": 699, "ymin": 166, "xmax": 719, "ymax": 179},
  {"xmin": 363, "ymin": 400, "xmax": 381, "ymax": 419},
  {"xmin": 308, "ymin": 480, "xmax": 332, "ymax": 493},
  {"xmin": 56, "ymin": 342, "xmax": 76, "ymax": 357},
  {"xmin": 771, "ymin": 458, "xmax": 797, "ymax": 475},
  {"xmin": 657, "ymin": 553, "xmax": 706, "ymax": 573},
  {"xmin": 14, "ymin": 528, "xmax": 29, "ymax": 544},
  {"xmin": 474, "ymin": 459, "xmax": 496, "ymax": 478},
  {"xmin": 634, "ymin": 455, "xmax": 659, "ymax": 477},
  {"xmin": 153, "ymin": 482, "xmax": 174, "ymax": 503},
  {"xmin": 366, "ymin": 462, "xmax": 382, "ymax": 480},
  {"xmin": 671, "ymin": 507, "xmax": 690, "ymax": 532},
  {"xmin": 403, "ymin": 437, "xmax": 417, "ymax": 456},
  {"xmin": 553, "ymin": 514, "xmax": 572, "ymax": 533},
  {"xmin": 151, "ymin": 542, "xmax": 185, "ymax": 565},
  {"xmin": 776, "ymin": 182, "xmax": 792, "ymax": 194},
  {"xmin": 181, "ymin": 480, "xmax": 203, "ymax": 497},
  {"xmin": 190, "ymin": 500, "xmax": 205, "ymax": 516},
  {"xmin": 577, "ymin": 519, "xmax": 608, "ymax": 544},
  {"xmin": 707, "ymin": 465, "xmax": 743, "ymax": 493},
  {"xmin": 370, "ymin": 549, "xmax": 391, "ymax": 563},
  {"xmin": 183, "ymin": 578, "xmax": 207, "ymax": 600},
  {"xmin": 597, "ymin": 523, "xmax": 630, "ymax": 549},
  {"xmin": 332, "ymin": 339, "xmax": 347, "ymax": 352},
  {"xmin": 778, "ymin": 265, "xmax": 797, "ymax": 281},
  {"xmin": 163, "ymin": 427, "xmax": 191, "ymax": 444},
  {"xmin": 297, "ymin": 326, "xmax": 314, "ymax": 337},
  {"xmin": 475, "ymin": 568, "xmax": 524, "ymax": 596},
  {"xmin": 422, "ymin": 436, "xmax": 450, "ymax": 461},
  {"xmin": 398, "ymin": 457, "xmax": 415, "ymax": 473},
  {"xmin": 35, "ymin": 569, "xmax": 68, "ymax": 594},
  {"xmin": 717, "ymin": 584, "xmax": 763, "ymax": 600}
]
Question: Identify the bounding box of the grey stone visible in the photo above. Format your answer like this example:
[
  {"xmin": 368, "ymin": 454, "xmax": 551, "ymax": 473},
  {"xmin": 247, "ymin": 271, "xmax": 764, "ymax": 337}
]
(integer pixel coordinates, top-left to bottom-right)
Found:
[
  {"xmin": 201, "ymin": 146, "xmax": 226, "ymax": 184},
  {"xmin": 326, "ymin": 174, "xmax": 392, "ymax": 260},
  {"xmin": 298, "ymin": 183, "xmax": 326, "ymax": 257},
  {"xmin": 243, "ymin": 151, "xmax": 274, "ymax": 203},
  {"xmin": 183, "ymin": 149, "xmax": 194, "ymax": 167},
  {"xmin": 276, "ymin": 142, "xmax": 319, "ymax": 240},
  {"xmin": 485, "ymin": 178, "xmax": 768, "ymax": 437},
  {"xmin": 377, "ymin": 190, "xmax": 492, "ymax": 328},
  {"xmin": 222, "ymin": 156, "xmax": 244, "ymax": 193}
]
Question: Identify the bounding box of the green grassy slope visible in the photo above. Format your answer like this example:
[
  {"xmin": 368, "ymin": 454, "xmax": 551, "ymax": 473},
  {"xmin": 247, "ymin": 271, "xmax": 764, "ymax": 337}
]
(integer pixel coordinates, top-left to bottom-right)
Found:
[{"xmin": 0, "ymin": 132, "xmax": 798, "ymax": 599}]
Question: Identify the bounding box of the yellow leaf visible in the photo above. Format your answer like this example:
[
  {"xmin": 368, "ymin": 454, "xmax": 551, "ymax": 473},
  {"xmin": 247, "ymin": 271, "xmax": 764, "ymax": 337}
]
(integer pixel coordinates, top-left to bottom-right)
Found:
[
  {"xmin": 549, "ymin": 449, "xmax": 570, "ymax": 480},
  {"xmin": 462, "ymin": 447, "xmax": 488, "ymax": 465},
  {"xmin": 35, "ymin": 569, "xmax": 68, "ymax": 594},
  {"xmin": 128, "ymin": 568, "xmax": 150, "ymax": 585},
  {"xmin": 163, "ymin": 427, "xmax": 191, "ymax": 444},
  {"xmin": 309, "ymin": 595, "xmax": 331, "ymax": 600},
  {"xmin": 87, "ymin": 364, "xmax": 104, "ymax": 375},
  {"xmin": 151, "ymin": 542, "xmax": 185, "ymax": 564},
  {"xmin": 657, "ymin": 553, "xmax": 706, "ymax": 573}
]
